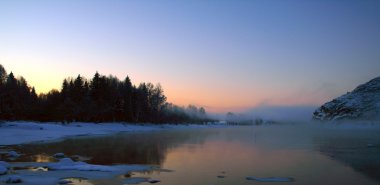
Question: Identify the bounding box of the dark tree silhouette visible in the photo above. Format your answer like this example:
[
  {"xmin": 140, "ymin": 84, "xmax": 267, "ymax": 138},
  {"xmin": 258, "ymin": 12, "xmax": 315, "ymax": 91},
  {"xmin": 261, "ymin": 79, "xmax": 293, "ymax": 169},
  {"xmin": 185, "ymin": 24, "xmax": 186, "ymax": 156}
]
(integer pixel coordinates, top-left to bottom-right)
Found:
[
  {"xmin": 0, "ymin": 64, "xmax": 214, "ymax": 124},
  {"xmin": 0, "ymin": 64, "xmax": 7, "ymax": 119},
  {"xmin": 0, "ymin": 64, "xmax": 6, "ymax": 85}
]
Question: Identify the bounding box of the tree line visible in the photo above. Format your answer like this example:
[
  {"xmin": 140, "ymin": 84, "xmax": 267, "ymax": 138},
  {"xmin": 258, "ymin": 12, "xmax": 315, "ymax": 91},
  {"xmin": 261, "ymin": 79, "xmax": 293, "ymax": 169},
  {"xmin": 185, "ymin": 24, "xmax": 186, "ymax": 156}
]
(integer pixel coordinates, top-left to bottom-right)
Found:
[{"xmin": 0, "ymin": 64, "xmax": 212, "ymax": 124}]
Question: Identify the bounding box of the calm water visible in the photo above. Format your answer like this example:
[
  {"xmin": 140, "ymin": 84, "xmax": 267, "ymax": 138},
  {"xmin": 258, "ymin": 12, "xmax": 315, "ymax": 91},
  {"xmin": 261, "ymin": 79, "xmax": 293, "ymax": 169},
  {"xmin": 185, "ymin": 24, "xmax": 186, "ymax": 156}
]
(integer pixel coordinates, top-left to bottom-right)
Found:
[{"xmin": 6, "ymin": 124, "xmax": 380, "ymax": 185}]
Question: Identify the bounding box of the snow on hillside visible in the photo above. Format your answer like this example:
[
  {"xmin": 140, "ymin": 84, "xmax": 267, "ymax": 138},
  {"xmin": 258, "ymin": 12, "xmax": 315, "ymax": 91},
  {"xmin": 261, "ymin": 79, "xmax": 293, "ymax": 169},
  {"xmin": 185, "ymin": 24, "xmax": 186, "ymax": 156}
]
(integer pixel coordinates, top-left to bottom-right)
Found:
[{"xmin": 313, "ymin": 77, "xmax": 380, "ymax": 121}]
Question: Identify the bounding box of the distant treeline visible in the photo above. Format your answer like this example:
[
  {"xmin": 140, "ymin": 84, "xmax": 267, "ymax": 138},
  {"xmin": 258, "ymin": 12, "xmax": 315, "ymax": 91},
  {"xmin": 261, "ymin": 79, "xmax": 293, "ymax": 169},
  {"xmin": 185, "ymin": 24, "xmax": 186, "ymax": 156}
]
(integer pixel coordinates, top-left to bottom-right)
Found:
[{"xmin": 0, "ymin": 64, "xmax": 212, "ymax": 123}]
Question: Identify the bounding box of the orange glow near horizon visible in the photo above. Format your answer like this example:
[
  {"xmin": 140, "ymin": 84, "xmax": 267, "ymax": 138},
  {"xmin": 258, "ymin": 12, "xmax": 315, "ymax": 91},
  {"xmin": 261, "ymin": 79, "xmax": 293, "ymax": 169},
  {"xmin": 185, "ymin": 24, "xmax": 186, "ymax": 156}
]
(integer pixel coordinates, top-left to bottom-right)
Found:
[{"xmin": 0, "ymin": 61, "xmax": 343, "ymax": 114}]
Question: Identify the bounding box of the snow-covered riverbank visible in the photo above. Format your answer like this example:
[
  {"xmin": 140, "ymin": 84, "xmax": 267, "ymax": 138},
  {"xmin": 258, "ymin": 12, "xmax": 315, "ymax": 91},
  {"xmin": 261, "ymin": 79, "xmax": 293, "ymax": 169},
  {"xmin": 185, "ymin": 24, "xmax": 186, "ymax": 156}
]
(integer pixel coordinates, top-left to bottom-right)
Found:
[
  {"xmin": 0, "ymin": 121, "xmax": 224, "ymax": 146},
  {"xmin": 0, "ymin": 158, "xmax": 154, "ymax": 185},
  {"xmin": 0, "ymin": 121, "xmax": 228, "ymax": 185}
]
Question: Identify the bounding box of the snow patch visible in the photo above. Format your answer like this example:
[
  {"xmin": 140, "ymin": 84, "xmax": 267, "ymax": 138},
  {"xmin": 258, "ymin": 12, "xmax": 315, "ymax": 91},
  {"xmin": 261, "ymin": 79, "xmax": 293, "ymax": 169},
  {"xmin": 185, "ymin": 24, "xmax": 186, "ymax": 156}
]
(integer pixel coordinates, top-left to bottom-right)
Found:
[
  {"xmin": 246, "ymin": 176, "xmax": 294, "ymax": 182},
  {"xmin": 7, "ymin": 151, "xmax": 20, "ymax": 158},
  {"xmin": 148, "ymin": 179, "xmax": 161, "ymax": 183},
  {"xmin": 53, "ymin": 153, "xmax": 65, "ymax": 158},
  {"xmin": 0, "ymin": 161, "xmax": 10, "ymax": 168},
  {"xmin": 1, "ymin": 162, "xmax": 153, "ymax": 185},
  {"xmin": 48, "ymin": 158, "xmax": 115, "ymax": 172},
  {"xmin": 6, "ymin": 175, "xmax": 22, "ymax": 183},
  {"xmin": 0, "ymin": 166, "xmax": 7, "ymax": 175}
]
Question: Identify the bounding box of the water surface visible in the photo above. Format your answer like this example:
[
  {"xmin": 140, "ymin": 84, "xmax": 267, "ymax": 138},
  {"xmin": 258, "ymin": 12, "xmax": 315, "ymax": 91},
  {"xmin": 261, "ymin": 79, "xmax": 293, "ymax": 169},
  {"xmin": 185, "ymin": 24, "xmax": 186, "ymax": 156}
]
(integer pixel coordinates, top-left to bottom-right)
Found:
[{"xmin": 6, "ymin": 124, "xmax": 380, "ymax": 185}]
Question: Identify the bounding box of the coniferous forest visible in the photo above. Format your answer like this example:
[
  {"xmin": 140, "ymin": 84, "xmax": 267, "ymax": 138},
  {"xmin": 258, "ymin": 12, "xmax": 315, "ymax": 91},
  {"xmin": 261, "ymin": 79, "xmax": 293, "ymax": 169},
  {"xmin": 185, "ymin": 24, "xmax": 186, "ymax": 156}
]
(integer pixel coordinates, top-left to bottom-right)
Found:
[{"xmin": 0, "ymin": 64, "xmax": 211, "ymax": 123}]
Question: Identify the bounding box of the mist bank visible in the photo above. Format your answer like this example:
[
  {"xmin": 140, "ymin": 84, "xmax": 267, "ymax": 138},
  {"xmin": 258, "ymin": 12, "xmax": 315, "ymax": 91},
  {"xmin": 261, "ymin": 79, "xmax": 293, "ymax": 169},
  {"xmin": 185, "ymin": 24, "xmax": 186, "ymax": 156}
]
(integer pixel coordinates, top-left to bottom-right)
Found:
[
  {"xmin": 218, "ymin": 105, "xmax": 317, "ymax": 124},
  {"xmin": 245, "ymin": 105, "xmax": 317, "ymax": 122},
  {"xmin": 225, "ymin": 77, "xmax": 380, "ymax": 124}
]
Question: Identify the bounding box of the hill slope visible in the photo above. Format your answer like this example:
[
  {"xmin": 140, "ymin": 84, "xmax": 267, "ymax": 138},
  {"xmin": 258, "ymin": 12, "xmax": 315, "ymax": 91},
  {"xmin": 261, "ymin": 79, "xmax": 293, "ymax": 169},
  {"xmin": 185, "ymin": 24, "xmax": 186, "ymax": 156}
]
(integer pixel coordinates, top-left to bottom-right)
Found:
[{"xmin": 313, "ymin": 77, "xmax": 380, "ymax": 121}]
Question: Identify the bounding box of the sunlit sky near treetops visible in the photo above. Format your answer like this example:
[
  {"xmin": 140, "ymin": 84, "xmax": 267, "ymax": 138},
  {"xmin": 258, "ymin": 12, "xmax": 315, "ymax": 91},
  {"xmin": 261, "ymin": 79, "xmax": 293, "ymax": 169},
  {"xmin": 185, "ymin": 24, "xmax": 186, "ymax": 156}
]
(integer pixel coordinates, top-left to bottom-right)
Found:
[{"xmin": 0, "ymin": 0, "xmax": 380, "ymax": 113}]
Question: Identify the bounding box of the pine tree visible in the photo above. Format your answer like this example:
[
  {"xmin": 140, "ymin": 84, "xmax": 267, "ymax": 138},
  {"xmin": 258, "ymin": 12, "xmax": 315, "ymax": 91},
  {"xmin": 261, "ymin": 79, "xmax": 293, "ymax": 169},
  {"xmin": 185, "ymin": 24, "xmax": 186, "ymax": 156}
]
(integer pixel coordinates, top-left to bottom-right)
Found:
[
  {"xmin": 3, "ymin": 72, "xmax": 17, "ymax": 119},
  {"xmin": 73, "ymin": 75, "xmax": 84, "ymax": 102},
  {"xmin": 0, "ymin": 64, "xmax": 6, "ymax": 86},
  {"xmin": 90, "ymin": 72, "xmax": 101, "ymax": 102},
  {"xmin": 61, "ymin": 79, "xmax": 69, "ymax": 100},
  {"xmin": 0, "ymin": 64, "xmax": 7, "ymax": 119},
  {"xmin": 122, "ymin": 76, "xmax": 133, "ymax": 122}
]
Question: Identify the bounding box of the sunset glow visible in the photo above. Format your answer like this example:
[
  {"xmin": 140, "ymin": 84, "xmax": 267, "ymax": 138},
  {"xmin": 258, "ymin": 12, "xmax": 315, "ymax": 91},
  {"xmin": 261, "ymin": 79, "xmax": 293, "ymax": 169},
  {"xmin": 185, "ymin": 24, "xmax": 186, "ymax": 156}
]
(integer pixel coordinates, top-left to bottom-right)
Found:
[{"xmin": 1, "ymin": 0, "xmax": 379, "ymax": 113}]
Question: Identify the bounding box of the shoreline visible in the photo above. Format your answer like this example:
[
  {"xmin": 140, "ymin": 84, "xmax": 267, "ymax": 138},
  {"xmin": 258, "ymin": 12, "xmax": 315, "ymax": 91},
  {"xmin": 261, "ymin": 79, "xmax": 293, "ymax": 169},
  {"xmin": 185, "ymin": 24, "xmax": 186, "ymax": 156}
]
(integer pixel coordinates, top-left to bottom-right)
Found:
[
  {"xmin": 2, "ymin": 120, "xmax": 379, "ymax": 146},
  {"xmin": 0, "ymin": 121, "xmax": 225, "ymax": 146}
]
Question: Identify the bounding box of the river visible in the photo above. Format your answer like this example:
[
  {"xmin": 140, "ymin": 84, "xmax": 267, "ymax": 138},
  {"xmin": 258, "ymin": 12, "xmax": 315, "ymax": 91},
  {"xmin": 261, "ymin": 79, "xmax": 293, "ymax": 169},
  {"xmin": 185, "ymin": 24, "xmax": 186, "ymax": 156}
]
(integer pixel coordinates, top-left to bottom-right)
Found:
[{"xmin": 3, "ymin": 124, "xmax": 380, "ymax": 185}]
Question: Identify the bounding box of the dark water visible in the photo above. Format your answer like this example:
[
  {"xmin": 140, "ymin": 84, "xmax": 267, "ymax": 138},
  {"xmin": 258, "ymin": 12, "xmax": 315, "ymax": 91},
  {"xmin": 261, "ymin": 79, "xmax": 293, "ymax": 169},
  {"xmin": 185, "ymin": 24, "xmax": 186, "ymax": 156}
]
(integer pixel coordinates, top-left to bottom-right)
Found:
[{"xmin": 5, "ymin": 125, "xmax": 380, "ymax": 185}]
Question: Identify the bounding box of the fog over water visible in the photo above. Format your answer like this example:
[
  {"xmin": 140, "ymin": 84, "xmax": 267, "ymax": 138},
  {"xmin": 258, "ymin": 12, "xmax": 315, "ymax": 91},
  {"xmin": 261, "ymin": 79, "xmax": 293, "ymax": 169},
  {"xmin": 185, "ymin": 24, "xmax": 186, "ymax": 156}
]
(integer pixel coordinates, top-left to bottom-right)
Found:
[{"xmin": 245, "ymin": 105, "xmax": 317, "ymax": 121}]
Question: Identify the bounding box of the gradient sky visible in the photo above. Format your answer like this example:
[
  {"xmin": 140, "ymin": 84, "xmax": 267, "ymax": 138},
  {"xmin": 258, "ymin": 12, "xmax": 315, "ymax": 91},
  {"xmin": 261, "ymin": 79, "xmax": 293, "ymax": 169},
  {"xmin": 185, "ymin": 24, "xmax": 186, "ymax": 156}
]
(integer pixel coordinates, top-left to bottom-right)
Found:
[{"xmin": 0, "ymin": 0, "xmax": 379, "ymax": 113}]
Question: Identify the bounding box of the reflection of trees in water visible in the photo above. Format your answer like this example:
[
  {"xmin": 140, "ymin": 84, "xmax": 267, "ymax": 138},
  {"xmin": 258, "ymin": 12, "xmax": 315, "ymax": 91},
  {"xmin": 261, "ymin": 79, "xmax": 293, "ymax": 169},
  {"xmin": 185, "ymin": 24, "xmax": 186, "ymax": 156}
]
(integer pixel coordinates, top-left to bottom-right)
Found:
[
  {"xmin": 313, "ymin": 136, "xmax": 380, "ymax": 182},
  {"xmin": 13, "ymin": 129, "xmax": 216, "ymax": 166}
]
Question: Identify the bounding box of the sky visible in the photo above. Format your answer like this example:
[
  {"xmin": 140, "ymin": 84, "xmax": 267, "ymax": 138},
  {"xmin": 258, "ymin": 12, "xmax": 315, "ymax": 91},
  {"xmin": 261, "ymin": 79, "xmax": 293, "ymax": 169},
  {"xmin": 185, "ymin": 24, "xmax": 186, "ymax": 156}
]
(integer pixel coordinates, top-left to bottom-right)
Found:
[{"xmin": 0, "ymin": 0, "xmax": 379, "ymax": 113}]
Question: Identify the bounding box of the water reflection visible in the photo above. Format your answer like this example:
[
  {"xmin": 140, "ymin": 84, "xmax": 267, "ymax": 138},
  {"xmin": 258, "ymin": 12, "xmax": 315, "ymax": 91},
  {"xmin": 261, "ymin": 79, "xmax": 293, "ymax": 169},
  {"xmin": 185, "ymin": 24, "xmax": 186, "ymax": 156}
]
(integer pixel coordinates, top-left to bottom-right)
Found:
[
  {"xmin": 12, "ymin": 129, "xmax": 215, "ymax": 165},
  {"xmin": 313, "ymin": 130, "xmax": 380, "ymax": 182},
  {"xmin": 6, "ymin": 125, "xmax": 380, "ymax": 185},
  {"xmin": 33, "ymin": 154, "xmax": 55, "ymax": 162},
  {"xmin": 131, "ymin": 126, "xmax": 380, "ymax": 185}
]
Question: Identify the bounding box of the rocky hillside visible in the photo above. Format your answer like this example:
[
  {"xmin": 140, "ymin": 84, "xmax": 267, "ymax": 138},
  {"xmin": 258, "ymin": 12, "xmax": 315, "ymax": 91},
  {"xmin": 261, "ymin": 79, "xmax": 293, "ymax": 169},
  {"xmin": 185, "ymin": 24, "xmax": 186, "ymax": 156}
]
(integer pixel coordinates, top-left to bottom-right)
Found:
[{"xmin": 313, "ymin": 77, "xmax": 380, "ymax": 121}]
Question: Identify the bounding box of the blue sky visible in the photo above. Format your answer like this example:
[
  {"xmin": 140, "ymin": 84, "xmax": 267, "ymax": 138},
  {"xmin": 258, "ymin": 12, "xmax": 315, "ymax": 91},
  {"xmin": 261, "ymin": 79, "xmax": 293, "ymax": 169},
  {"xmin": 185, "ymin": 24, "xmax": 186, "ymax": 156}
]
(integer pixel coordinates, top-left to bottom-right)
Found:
[{"xmin": 0, "ymin": 0, "xmax": 379, "ymax": 112}]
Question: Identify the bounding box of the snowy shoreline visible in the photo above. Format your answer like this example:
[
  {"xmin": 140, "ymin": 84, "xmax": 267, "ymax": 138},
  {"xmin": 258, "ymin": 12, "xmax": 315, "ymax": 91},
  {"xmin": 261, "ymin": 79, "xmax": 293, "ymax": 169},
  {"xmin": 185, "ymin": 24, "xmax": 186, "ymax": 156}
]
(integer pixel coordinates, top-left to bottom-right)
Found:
[
  {"xmin": 0, "ymin": 121, "xmax": 224, "ymax": 146},
  {"xmin": 0, "ymin": 121, "xmax": 227, "ymax": 184}
]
